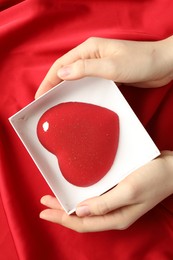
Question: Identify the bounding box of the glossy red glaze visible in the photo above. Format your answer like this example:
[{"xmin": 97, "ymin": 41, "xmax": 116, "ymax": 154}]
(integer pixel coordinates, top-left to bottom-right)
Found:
[{"xmin": 37, "ymin": 102, "xmax": 119, "ymax": 187}]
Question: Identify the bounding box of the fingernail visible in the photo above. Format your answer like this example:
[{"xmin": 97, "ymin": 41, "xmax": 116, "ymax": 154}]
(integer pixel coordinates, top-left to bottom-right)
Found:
[
  {"xmin": 39, "ymin": 211, "xmax": 46, "ymax": 219},
  {"xmin": 40, "ymin": 197, "xmax": 46, "ymax": 205},
  {"xmin": 58, "ymin": 66, "xmax": 71, "ymax": 77},
  {"xmin": 76, "ymin": 205, "xmax": 91, "ymax": 217}
]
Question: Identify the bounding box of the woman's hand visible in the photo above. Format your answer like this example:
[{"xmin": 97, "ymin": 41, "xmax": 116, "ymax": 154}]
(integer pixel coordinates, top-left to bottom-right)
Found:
[
  {"xmin": 39, "ymin": 151, "xmax": 173, "ymax": 232},
  {"xmin": 35, "ymin": 36, "xmax": 173, "ymax": 98},
  {"xmin": 37, "ymin": 36, "xmax": 173, "ymax": 232}
]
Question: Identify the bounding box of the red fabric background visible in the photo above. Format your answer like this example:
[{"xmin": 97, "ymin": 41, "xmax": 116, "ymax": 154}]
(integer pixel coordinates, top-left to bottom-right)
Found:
[{"xmin": 0, "ymin": 0, "xmax": 173, "ymax": 259}]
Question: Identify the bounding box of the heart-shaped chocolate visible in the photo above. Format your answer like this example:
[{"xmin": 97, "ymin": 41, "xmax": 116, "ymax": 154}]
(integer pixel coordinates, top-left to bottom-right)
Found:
[{"xmin": 37, "ymin": 102, "xmax": 119, "ymax": 187}]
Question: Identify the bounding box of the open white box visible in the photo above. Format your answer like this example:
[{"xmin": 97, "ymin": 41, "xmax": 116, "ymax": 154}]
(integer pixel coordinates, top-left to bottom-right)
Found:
[{"xmin": 9, "ymin": 77, "xmax": 160, "ymax": 214}]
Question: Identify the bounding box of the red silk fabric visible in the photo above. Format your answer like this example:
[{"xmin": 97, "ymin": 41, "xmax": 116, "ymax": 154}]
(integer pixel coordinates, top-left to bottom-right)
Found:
[{"xmin": 0, "ymin": 0, "xmax": 173, "ymax": 259}]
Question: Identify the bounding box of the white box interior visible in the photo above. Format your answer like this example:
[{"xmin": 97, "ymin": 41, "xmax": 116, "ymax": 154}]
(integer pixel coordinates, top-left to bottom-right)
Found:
[{"xmin": 9, "ymin": 77, "xmax": 160, "ymax": 214}]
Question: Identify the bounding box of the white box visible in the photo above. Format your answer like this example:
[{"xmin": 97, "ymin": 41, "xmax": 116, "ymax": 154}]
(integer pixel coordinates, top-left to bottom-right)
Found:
[{"xmin": 9, "ymin": 77, "xmax": 160, "ymax": 214}]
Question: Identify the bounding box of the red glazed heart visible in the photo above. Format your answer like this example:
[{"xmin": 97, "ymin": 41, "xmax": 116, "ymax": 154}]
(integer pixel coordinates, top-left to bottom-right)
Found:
[{"xmin": 37, "ymin": 102, "xmax": 119, "ymax": 187}]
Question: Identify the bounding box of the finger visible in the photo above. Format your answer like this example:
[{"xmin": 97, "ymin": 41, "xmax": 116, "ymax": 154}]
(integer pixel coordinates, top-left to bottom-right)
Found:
[
  {"xmin": 39, "ymin": 208, "xmax": 118, "ymax": 232},
  {"xmin": 35, "ymin": 69, "xmax": 61, "ymax": 99},
  {"xmin": 34, "ymin": 57, "xmax": 69, "ymax": 99},
  {"xmin": 39, "ymin": 208, "xmax": 87, "ymax": 231},
  {"xmin": 35, "ymin": 39, "xmax": 95, "ymax": 99},
  {"xmin": 40, "ymin": 195, "xmax": 62, "ymax": 210},
  {"xmin": 39, "ymin": 203, "xmax": 146, "ymax": 232},
  {"xmin": 57, "ymin": 57, "xmax": 121, "ymax": 81},
  {"xmin": 76, "ymin": 182, "xmax": 133, "ymax": 217}
]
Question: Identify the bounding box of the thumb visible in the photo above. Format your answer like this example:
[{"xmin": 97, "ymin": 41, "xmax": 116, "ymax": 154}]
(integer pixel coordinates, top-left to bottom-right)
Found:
[
  {"xmin": 57, "ymin": 58, "xmax": 118, "ymax": 81},
  {"xmin": 76, "ymin": 183, "xmax": 130, "ymax": 217}
]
